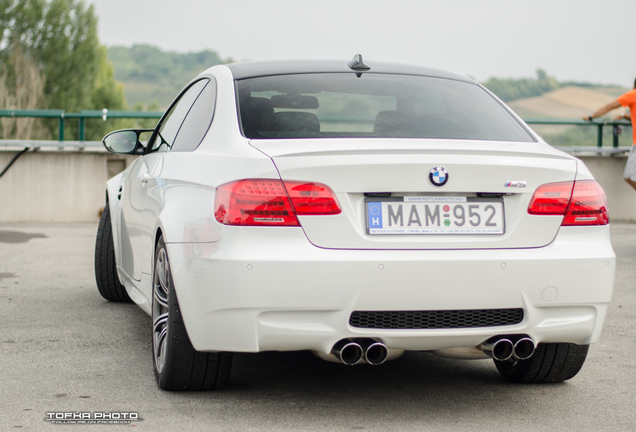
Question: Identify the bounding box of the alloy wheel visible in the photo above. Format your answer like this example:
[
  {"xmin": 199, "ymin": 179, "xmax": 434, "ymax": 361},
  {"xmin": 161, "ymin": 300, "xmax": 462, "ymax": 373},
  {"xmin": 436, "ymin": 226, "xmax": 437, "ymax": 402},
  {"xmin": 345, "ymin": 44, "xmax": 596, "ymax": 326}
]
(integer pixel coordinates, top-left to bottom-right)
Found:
[{"xmin": 152, "ymin": 248, "xmax": 170, "ymax": 374}]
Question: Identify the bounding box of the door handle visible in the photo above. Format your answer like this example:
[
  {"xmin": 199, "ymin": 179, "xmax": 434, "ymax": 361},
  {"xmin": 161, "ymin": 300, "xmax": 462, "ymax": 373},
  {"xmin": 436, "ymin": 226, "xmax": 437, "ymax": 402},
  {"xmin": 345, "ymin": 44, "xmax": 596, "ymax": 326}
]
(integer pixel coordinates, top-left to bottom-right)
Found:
[{"xmin": 141, "ymin": 173, "xmax": 151, "ymax": 185}]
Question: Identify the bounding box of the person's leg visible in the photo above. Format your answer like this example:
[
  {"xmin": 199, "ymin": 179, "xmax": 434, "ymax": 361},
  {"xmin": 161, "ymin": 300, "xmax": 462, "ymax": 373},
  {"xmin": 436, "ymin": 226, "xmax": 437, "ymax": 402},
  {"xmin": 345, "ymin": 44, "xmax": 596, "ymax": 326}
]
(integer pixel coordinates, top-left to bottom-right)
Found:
[
  {"xmin": 625, "ymin": 177, "xmax": 636, "ymax": 191},
  {"xmin": 624, "ymin": 145, "xmax": 636, "ymax": 191}
]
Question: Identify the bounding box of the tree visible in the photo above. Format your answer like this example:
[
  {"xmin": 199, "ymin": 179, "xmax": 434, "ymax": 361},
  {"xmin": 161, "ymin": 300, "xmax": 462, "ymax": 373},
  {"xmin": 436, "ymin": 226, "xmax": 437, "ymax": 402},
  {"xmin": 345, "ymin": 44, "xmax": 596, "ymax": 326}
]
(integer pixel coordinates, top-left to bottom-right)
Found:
[
  {"xmin": 0, "ymin": 45, "xmax": 47, "ymax": 139},
  {"xmin": 85, "ymin": 45, "xmax": 129, "ymax": 140},
  {"xmin": 482, "ymin": 69, "xmax": 560, "ymax": 102},
  {"xmin": 108, "ymin": 44, "xmax": 226, "ymax": 108},
  {"xmin": 0, "ymin": 0, "xmax": 127, "ymax": 139}
]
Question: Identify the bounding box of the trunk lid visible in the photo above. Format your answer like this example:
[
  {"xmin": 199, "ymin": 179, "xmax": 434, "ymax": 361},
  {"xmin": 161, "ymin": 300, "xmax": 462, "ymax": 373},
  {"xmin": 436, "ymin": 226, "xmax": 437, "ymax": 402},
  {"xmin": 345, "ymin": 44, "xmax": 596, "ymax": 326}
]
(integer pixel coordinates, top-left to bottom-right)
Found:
[{"xmin": 250, "ymin": 138, "xmax": 577, "ymax": 250}]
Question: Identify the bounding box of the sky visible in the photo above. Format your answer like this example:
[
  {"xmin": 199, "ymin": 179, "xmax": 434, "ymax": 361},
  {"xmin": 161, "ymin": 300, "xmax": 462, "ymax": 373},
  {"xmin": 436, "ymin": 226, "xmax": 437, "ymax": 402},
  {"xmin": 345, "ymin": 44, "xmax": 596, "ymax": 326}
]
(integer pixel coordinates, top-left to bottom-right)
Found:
[{"xmin": 88, "ymin": 0, "xmax": 636, "ymax": 86}]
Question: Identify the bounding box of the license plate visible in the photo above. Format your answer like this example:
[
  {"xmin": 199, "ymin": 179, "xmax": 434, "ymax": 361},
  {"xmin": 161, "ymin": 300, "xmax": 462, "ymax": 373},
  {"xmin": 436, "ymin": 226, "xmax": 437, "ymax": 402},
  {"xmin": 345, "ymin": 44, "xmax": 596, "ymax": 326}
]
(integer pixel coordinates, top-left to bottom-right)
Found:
[{"xmin": 366, "ymin": 196, "xmax": 504, "ymax": 235}]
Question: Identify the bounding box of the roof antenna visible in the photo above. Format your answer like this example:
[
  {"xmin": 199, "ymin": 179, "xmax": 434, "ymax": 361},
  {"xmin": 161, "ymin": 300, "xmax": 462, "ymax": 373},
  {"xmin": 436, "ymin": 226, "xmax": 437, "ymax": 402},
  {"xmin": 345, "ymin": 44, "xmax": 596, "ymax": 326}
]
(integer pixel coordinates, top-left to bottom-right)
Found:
[{"xmin": 348, "ymin": 54, "xmax": 370, "ymax": 78}]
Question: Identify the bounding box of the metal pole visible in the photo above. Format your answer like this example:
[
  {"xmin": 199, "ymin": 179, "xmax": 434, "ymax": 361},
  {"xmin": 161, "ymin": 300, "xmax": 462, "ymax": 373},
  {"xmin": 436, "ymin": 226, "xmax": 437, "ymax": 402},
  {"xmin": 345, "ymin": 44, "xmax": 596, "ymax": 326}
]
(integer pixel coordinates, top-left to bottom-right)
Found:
[
  {"xmin": 0, "ymin": 147, "xmax": 29, "ymax": 179},
  {"xmin": 613, "ymin": 124, "xmax": 620, "ymax": 148},
  {"xmin": 58, "ymin": 115, "xmax": 64, "ymax": 141},
  {"xmin": 58, "ymin": 114, "xmax": 65, "ymax": 151},
  {"xmin": 78, "ymin": 117, "xmax": 85, "ymax": 141},
  {"xmin": 597, "ymin": 124, "xmax": 603, "ymax": 148},
  {"xmin": 78, "ymin": 117, "xmax": 85, "ymax": 151}
]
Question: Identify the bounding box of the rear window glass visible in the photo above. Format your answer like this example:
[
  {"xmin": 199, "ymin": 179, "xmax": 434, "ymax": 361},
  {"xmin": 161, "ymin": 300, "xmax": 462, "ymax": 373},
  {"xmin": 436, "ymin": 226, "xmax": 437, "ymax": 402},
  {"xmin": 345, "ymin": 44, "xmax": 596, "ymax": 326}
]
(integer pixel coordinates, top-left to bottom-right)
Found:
[{"xmin": 237, "ymin": 73, "xmax": 534, "ymax": 142}]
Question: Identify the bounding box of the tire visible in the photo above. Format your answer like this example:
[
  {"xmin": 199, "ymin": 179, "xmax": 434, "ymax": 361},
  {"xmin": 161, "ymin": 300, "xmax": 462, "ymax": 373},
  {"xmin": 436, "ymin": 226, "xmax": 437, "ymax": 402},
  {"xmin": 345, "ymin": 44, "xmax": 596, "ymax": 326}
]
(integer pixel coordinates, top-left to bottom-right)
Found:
[
  {"xmin": 94, "ymin": 203, "xmax": 133, "ymax": 302},
  {"xmin": 152, "ymin": 236, "xmax": 233, "ymax": 391},
  {"xmin": 495, "ymin": 343, "xmax": 589, "ymax": 383}
]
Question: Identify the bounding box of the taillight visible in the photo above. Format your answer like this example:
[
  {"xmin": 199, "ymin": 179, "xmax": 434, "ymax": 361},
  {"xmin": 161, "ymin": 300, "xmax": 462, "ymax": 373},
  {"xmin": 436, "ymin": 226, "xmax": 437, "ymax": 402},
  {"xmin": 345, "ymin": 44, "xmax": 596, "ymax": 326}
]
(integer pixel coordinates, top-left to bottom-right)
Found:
[
  {"xmin": 214, "ymin": 179, "xmax": 340, "ymax": 226},
  {"xmin": 527, "ymin": 180, "xmax": 608, "ymax": 225},
  {"xmin": 214, "ymin": 179, "xmax": 299, "ymax": 226},
  {"xmin": 562, "ymin": 181, "xmax": 609, "ymax": 225},
  {"xmin": 284, "ymin": 181, "xmax": 341, "ymax": 215},
  {"xmin": 527, "ymin": 182, "xmax": 574, "ymax": 215}
]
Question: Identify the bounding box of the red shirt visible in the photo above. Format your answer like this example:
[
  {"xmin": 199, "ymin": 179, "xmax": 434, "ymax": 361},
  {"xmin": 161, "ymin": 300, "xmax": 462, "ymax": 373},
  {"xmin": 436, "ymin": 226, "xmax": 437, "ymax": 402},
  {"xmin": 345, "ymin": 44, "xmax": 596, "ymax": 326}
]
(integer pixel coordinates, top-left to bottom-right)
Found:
[{"xmin": 617, "ymin": 89, "xmax": 636, "ymax": 143}]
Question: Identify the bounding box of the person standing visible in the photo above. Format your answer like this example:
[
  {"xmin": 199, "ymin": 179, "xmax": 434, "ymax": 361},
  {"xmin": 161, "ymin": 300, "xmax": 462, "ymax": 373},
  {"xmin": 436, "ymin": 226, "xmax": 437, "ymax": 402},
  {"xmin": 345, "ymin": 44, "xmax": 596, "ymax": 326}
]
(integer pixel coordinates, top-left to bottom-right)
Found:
[{"xmin": 584, "ymin": 79, "xmax": 636, "ymax": 190}]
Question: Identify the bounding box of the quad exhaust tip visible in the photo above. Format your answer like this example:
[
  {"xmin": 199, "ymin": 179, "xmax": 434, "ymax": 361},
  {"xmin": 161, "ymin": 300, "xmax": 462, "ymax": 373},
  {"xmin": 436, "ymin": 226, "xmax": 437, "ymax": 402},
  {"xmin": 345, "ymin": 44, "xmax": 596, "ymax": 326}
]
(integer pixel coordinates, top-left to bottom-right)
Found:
[
  {"xmin": 364, "ymin": 342, "xmax": 389, "ymax": 365},
  {"xmin": 481, "ymin": 338, "xmax": 514, "ymax": 361},
  {"xmin": 513, "ymin": 337, "xmax": 535, "ymax": 360},
  {"xmin": 481, "ymin": 336, "xmax": 536, "ymax": 361},
  {"xmin": 332, "ymin": 340, "xmax": 364, "ymax": 365},
  {"xmin": 331, "ymin": 336, "xmax": 533, "ymax": 365},
  {"xmin": 332, "ymin": 339, "xmax": 389, "ymax": 365}
]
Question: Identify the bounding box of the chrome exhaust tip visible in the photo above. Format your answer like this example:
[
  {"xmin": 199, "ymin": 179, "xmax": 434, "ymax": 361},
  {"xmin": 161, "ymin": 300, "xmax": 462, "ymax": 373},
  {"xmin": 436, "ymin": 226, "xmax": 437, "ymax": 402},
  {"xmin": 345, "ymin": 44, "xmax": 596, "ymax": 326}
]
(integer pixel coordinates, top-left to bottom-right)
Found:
[
  {"xmin": 481, "ymin": 338, "xmax": 514, "ymax": 362},
  {"xmin": 513, "ymin": 337, "xmax": 535, "ymax": 360},
  {"xmin": 332, "ymin": 340, "xmax": 363, "ymax": 365},
  {"xmin": 364, "ymin": 342, "xmax": 388, "ymax": 365}
]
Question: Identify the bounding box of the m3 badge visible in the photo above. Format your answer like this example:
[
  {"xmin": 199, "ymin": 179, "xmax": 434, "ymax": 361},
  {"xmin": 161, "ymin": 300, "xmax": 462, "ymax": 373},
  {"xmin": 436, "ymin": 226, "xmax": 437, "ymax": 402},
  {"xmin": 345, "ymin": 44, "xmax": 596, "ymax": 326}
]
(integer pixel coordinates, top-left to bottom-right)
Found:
[{"xmin": 504, "ymin": 181, "xmax": 527, "ymax": 188}]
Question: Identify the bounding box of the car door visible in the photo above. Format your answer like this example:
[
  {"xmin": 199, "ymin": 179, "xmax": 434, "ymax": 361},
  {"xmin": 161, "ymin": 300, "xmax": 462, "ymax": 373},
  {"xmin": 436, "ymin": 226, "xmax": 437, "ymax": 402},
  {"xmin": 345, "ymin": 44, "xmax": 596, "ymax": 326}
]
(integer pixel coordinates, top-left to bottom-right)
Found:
[{"xmin": 120, "ymin": 78, "xmax": 209, "ymax": 281}]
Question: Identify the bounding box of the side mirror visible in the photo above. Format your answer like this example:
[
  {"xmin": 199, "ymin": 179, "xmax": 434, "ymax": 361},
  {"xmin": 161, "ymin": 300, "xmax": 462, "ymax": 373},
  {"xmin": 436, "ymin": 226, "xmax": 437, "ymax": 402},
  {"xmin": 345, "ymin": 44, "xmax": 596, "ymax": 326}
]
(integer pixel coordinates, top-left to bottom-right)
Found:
[{"xmin": 102, "ymin": 129, "xmax": 154, "ymax": 155}]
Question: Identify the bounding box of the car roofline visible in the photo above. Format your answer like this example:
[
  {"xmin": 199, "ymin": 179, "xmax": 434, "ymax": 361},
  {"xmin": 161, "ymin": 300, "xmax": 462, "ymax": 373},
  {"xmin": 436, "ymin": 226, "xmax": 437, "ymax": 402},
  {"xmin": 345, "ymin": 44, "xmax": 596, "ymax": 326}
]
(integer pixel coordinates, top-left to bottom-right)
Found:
[{"xmin": 225, "ymin": 59, "xmax": 474, "ymax": 83}]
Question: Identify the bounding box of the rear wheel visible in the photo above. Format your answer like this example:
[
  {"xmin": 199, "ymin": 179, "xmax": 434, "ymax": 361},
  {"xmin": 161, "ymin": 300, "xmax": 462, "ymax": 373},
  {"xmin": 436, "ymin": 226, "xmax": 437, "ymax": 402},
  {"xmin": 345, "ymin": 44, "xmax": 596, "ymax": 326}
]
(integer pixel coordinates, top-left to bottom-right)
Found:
[
  {"xmin": 152, "ymin": 236, "xmax": 233, "ymax": 390},
  {"xmin": 94, "ymin": 203, "xmax": 132, "ymax": 302},
  {"xmin": 495, "ymin": 343, "xmax": 589, "ymax": 383}
]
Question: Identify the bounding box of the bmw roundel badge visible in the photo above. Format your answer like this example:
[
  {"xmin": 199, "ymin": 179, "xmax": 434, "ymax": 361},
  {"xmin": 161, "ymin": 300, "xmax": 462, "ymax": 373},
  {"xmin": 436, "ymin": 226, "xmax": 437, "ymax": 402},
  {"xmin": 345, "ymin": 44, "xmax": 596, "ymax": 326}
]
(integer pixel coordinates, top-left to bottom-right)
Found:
[{"xmin": 429, "ymin": 166, "xmax": 449, "ymax": 187}]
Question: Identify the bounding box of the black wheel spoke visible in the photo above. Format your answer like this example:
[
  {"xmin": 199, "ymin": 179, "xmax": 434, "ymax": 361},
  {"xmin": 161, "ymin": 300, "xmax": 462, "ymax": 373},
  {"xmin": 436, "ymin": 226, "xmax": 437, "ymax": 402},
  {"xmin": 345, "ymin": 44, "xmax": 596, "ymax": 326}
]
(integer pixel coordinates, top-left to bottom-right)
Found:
[
  {"xmin": 153, "ymin": 313, "xmax": 168, "ymax": 333},
  {"xmin": 154, "ymin": 326, "xmax": 168, "ymax": 373}
]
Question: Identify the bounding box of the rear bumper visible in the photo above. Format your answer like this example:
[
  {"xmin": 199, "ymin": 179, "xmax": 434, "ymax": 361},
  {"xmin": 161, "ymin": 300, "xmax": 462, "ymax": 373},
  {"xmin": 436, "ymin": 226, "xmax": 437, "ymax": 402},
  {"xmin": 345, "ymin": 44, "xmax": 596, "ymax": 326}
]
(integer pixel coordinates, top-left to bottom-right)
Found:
[{"xmin": 166, "ymin": 225, "xmax": 615, "ymax": 354}]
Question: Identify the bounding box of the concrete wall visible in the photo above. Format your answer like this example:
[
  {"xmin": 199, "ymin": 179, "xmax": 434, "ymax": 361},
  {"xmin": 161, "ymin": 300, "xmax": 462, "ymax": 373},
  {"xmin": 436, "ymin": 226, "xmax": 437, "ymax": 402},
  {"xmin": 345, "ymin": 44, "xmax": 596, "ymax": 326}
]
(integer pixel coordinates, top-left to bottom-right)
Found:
[
  {"xmin": 0, "ymin": 150, "xmax": 136, "ymax": 222},
  {"xmin": 580, "ymin": 155, "xmax": 636, "ymax": 223},
  {"xmin": 0, "ymin": 150, "xmax": 635, "ymax": 223}
]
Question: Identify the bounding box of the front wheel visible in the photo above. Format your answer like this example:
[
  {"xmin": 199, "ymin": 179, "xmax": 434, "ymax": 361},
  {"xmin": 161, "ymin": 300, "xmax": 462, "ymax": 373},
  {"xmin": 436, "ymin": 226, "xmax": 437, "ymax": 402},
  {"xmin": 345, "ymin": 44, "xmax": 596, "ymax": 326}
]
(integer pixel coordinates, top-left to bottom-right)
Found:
[
  {"xmin": 152, "ymin": 236, "xmax": 233, "ymax": 390},
  {"xmin": 495, "ymin": 343, "xmax": 589, "ymax": 383}
]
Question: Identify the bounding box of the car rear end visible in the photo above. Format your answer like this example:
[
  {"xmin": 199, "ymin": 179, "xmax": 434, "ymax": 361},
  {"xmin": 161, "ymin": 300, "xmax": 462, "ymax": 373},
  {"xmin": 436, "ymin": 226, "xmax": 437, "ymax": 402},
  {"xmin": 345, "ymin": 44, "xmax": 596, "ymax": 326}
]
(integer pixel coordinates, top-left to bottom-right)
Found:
[{"xmin": 172, "ymin": 63, "xmax": 615, "ymax": 371}]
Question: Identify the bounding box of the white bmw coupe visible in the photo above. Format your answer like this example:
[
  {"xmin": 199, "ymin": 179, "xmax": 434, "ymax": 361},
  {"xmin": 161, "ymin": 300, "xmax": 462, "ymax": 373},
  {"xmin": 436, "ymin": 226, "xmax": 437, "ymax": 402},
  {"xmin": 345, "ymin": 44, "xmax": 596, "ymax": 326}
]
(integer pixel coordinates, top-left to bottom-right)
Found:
[{"xmin": 95, "ymin": 55, "xmax": 615, "ymax": 390}]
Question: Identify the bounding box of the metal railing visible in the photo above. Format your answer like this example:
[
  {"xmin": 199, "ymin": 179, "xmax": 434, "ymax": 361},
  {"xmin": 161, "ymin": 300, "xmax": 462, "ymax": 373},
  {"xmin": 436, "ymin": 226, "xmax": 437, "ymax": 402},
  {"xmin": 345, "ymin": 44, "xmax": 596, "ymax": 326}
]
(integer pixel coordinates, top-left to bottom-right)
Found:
[
  {"xmin": 525, "ymin": 118, "xmax": 632, "ymax": 154},
  {"xmin": 0, "ymin": 109, "xmax": 163, "ymax": 142},
  {"xmin": 0, "ymin": 109, "xmax": 632, "ymax": 153}
]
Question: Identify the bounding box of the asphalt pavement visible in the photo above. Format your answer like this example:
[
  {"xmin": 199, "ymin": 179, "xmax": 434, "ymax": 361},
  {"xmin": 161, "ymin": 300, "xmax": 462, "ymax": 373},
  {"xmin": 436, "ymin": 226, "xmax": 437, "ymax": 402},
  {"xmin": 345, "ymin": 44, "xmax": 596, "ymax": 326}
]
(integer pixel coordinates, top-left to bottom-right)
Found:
[{"xmin": 1, "ymin": 222, "xmax": 635, "ymax": 431}]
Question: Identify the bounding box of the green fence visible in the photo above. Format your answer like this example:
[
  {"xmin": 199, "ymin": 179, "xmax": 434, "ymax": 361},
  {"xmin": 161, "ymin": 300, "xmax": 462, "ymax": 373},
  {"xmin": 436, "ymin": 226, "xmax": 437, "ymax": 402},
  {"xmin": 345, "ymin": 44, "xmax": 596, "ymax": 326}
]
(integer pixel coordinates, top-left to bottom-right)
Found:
[
  {"xmin": 0, "ymin": 109, "xmax": 163, "ymax": 141},
  {"xmin": 524, "ymin": 118, "xmax": 632, "ymax": 149},
  {"xmin": 0, "ymin": 109, "xmax": 632, "ymax": 149}
]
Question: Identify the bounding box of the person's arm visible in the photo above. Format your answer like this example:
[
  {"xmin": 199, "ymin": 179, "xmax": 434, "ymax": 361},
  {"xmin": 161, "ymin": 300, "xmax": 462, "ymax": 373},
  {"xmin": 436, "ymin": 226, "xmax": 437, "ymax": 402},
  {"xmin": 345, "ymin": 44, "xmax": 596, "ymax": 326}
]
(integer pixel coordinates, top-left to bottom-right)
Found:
[{"xmin": 583, "ymin": 100, "xmax": 622, "ymax": 121}]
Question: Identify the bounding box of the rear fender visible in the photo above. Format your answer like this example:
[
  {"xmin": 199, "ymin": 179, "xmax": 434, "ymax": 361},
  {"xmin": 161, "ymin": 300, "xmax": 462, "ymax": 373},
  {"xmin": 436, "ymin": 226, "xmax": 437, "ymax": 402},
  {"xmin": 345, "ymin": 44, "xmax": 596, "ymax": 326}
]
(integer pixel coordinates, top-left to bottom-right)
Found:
[
  {"xmin": 140, "ymin": 183, "xmax": 220, "ymax": 307},
  {"xmin": 156, "ymin": 183, "xmax": 221, "ymax": 245},
  {"xmin": 149, "ymin": 183, "xmax": 225, "ymax": 341}
]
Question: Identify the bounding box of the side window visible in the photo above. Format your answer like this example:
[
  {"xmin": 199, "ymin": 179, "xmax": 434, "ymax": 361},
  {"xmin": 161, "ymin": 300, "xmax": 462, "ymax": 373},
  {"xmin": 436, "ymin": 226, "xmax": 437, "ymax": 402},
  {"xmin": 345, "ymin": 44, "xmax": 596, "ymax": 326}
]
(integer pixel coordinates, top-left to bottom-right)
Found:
[
  {"xmin": 150, "ymin": 79, "xmax": 209, "ymax": 152},
  {"xmin": 171, "ymin": 77, "xmax": 217, "ymax": 152}
]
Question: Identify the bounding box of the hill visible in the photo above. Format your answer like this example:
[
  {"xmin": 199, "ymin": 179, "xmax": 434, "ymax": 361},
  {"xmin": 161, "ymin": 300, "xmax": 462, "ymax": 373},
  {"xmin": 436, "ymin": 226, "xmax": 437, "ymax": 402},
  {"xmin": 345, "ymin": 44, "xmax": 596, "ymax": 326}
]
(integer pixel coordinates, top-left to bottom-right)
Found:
[
  {"xmin": 507, "ymin": 86, "xmax": 627, "ymax": 119},
  {"xmin": 107, "ymin": 44, "xmax": 227, "ymax": 108}
]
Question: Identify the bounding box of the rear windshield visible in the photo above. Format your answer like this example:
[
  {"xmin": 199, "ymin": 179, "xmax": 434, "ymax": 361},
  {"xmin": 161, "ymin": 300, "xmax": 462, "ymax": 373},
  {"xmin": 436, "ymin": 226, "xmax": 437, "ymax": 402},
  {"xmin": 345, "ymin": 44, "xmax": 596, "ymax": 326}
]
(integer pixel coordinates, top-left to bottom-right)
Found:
[{"xmin": 236, "ymin": 73, "xmax": 534, "ymax": 142}]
